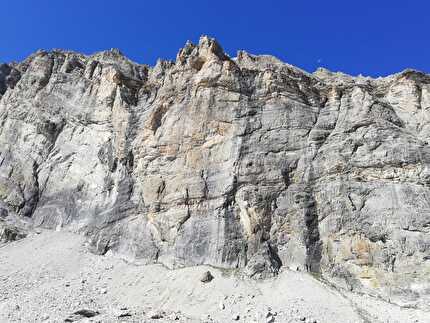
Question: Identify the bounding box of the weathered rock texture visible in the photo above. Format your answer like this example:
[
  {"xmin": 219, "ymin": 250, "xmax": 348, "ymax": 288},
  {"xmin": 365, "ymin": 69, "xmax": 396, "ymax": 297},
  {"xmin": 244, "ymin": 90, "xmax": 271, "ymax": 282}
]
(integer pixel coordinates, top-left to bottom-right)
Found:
[{"xmin": 1, "ymin": 36, "xmax": 429, "ymax": 309}]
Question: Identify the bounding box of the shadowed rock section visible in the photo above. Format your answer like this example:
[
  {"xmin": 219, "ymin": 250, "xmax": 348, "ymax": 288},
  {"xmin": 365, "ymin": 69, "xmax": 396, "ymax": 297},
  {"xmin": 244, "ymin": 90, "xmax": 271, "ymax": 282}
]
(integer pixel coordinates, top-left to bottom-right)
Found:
[{"xmin": 1, "ymin": 36, "xmax": 430, "ymax": 309}]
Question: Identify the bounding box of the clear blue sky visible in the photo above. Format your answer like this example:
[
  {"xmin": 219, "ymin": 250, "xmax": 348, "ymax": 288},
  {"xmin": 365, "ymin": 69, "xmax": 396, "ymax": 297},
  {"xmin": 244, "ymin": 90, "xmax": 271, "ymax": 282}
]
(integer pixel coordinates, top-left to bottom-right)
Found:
[{"xmin": 2, "ymin": 1, "xmax": 429, "ymax": 77}]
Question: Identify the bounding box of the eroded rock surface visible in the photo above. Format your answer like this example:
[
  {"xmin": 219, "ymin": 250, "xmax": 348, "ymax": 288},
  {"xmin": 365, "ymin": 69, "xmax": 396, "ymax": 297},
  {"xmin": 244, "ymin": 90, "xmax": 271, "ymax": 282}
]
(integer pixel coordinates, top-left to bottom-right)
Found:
[
  {"xmin": 0, "ymin": 220, "xmax": 27, "ymax": 244},
  {"xmin": 1, "ymin": 36, "xmax": 429, "ymax": 309}
]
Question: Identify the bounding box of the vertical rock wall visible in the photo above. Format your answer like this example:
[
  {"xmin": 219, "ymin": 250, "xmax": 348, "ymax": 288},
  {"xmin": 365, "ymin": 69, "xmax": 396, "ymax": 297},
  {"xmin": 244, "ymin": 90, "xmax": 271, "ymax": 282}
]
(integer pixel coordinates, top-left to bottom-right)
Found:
[{"xmin": 1, "ymin": 36, "xmax": 429, "ymax": 309}]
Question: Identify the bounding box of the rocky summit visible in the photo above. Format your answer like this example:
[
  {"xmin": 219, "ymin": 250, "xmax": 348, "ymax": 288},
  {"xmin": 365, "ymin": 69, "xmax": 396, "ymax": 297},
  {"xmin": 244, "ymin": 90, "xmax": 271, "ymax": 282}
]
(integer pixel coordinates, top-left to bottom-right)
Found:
[{"xmin": 1, "ymin": 36, "xmax": 429, "ymax": 311}]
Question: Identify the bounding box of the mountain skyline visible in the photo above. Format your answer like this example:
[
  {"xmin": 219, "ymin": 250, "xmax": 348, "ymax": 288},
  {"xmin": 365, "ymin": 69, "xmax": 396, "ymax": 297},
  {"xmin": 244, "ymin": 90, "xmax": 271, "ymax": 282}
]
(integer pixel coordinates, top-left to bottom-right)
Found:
[{"xmin": 2, "ymin": 0, "xmax": 429, "ymax": 77}]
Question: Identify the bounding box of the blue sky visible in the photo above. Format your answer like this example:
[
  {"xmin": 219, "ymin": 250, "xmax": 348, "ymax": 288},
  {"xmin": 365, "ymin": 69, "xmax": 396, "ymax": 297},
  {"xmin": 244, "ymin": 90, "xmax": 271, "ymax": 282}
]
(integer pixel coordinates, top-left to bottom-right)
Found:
[{"xmin": 2, "ymin": 1, "xmax": 429, "ymax": 77}]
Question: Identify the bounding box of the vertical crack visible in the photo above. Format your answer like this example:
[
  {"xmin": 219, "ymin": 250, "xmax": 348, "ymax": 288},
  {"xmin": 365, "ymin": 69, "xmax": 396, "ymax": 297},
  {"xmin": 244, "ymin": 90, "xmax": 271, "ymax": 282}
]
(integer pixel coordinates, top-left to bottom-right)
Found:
[{"xmin": 302, "ymin": 167, "xmax": 322, "ymax": 273}]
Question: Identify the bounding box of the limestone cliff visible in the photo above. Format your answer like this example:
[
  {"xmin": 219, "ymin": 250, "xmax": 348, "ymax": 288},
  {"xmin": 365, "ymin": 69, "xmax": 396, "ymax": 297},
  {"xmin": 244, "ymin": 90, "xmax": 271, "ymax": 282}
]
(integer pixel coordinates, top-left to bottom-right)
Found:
[{"xmin": 1, "ymin": 36, "xmax": 429, "ymax": 309}]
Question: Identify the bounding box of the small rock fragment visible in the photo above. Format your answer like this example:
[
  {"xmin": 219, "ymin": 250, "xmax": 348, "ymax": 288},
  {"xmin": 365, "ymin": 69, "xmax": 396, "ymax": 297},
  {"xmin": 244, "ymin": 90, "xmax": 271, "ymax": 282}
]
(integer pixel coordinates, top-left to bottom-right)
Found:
[
  {"xmin": 200, "ymin": 270, "xmax": 214, "ymax": 283},
  {"xmin": 64, "ymin": 309, "xmax": 99, "ymax": 322},
  {"xmin": 149, "ymin": 310, "xmax": 164, "ymax": 319},
  {"xmin": 114, "ymin": 305, "xmax": 132, "ymax": 318},
  {"xmin": 219, "ymin": 301, "xmax": 225, "ymax": 310},
  {"xmin": 118, "ymin": 310, "xmax": 132, "ymax": 318},
  {"xmin": 169, "ymin": 312, "xmax": 180, "ymax": 320},
  {"xmin": 266, "ymin": 315, "xmax": 275, "ymax": 323},
  {"xmin": 266, "ymin": 311, "xmax": 276, "ymax": 323}
]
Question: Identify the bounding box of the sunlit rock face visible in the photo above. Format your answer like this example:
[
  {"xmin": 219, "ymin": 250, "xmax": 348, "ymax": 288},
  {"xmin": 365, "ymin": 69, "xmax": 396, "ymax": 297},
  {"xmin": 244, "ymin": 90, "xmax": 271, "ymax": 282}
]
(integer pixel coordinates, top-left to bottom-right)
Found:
[{"xmin": 1, "ymin": 36, "xmax": 429, "ymax": 309}]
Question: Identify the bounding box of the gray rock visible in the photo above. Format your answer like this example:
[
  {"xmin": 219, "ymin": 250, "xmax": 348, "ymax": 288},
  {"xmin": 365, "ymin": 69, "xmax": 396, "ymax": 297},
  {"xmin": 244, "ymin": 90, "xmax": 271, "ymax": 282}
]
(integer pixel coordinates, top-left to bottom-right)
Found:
[
  {"xmin": 219, "ymin": 301, "xmax": 225, "ymax": 310},
  {"xmin": 266, "ymin": 316, "xmax": 275, "ymax": 323},
  {"xmin": 64, "ymin": 309, "xmax": 99, "ymax": 322},
  {"xmin": 266, "ymin": 311, "xmax": 276, "ymax": 323},
  {"xmin": 0, "ymin": 220, "xmax": 27, "ymax": 243},
  {"xmin": 116, "ymin": 309, "xmax": 132, "ymax": 318},
  {"xmin": 1, "ymin": 35, "xmax": 430, "ymax": 309},
  {"xmin": 200, "ymin": 270, "xmax": 214, "ymax": 283},
  {"xmin": 148, "ymin": 310, "xmax": 164, "ymax": 319}
]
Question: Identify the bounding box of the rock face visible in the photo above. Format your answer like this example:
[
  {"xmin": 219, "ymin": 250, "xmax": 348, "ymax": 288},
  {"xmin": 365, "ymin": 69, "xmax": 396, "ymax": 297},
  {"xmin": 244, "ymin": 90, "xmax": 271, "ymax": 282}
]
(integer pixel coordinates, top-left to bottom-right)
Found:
[{"xmin": 1, "ymin": 36, "xmax": 429, "ymax": 309}]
